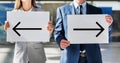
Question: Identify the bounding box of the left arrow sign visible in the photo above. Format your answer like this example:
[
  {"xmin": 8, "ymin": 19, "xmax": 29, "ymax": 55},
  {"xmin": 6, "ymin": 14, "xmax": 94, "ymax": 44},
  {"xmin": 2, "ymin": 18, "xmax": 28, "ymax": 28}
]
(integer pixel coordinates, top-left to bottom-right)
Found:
[{"xmin": 13, "ymin": 22, "xmax": 42, "ymax": 36}]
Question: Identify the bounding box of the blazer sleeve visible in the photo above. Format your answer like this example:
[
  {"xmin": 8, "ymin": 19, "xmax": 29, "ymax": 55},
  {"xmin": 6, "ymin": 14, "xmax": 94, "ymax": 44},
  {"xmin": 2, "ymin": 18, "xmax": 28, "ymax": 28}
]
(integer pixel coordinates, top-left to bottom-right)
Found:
[{"xmin": 54, "ymin": 7, "xmax": 67, "ymax": 47}]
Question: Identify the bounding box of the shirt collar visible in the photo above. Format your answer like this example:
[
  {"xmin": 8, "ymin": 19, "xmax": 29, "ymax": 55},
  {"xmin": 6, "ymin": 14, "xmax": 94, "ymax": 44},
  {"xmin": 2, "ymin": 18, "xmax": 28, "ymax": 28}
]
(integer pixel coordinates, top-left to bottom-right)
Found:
[{"xmin": 73, "ymin": 1, "xmax": 87, "ymax": 9}]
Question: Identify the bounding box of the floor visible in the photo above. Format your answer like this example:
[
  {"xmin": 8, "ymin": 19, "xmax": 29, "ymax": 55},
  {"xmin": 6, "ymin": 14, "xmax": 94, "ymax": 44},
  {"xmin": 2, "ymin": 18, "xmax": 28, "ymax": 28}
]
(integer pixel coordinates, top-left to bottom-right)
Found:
[{"xmin": 0, "ymin": 42, "xmax": 120, "ymax": 63}]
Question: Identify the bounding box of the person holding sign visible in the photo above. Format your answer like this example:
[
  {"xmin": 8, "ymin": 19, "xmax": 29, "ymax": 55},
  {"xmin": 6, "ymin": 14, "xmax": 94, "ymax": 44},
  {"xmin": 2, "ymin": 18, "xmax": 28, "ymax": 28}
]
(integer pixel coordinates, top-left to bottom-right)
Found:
[
  {"xmin": 54, "ymin": 0, "xmax": 113, "ymax": 63},
  {"xmin": 4, "ymin": 0, "xmax": 53, "ymax": 63}
]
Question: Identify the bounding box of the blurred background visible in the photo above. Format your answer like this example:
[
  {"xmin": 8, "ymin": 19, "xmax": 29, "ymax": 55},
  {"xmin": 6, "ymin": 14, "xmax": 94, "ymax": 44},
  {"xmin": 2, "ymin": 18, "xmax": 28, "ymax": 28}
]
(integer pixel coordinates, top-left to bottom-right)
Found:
[{"xmin": 0, "ymin": 0, "xmax": 120, "ymax": 63}]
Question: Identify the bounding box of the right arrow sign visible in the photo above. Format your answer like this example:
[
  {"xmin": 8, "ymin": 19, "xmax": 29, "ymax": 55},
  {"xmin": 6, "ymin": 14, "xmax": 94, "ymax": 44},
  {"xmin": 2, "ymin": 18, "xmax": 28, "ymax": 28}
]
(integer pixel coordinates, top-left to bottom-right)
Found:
[
  {"xmin": 73, "ymin": 22, "xmax": 105, "ymax": 37},
  {"xmin": 67, "ymin": 15, "xmax": 109, "ymax": 44}
]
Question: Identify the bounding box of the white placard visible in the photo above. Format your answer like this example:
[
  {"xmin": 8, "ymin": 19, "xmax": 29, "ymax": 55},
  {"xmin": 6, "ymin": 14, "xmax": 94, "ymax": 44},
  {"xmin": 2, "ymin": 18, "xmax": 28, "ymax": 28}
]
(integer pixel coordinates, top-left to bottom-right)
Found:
[
  {"xmin": 7, "ymin": 11, "xmax": 50, "ymax": 42},
  {"xmin": 67, "ymin": 15, "xmax": 109, "ymax": 44}
]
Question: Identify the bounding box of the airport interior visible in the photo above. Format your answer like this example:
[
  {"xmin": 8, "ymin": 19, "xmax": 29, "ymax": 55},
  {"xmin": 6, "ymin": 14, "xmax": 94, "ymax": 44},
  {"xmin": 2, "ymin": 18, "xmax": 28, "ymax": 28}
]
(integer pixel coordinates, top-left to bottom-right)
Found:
[{"xmin": 0, "ymin": 0, "xmax": 120, "ymax": 63}]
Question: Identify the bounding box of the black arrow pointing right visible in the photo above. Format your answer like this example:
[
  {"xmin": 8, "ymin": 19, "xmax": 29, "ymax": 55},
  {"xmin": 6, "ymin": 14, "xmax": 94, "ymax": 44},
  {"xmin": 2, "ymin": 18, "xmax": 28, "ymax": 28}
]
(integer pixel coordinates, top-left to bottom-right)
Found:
[{"xmin": 73, "ymin": 22, "xmax": 105, "ymax": 37}]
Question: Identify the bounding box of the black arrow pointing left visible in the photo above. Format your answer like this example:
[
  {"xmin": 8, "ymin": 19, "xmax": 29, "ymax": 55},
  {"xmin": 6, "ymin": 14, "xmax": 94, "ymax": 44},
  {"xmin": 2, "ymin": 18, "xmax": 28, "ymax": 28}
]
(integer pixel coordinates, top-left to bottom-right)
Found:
[{"xmin": 13, "ymin": 22, "xmax": 42, "ymax": 36}]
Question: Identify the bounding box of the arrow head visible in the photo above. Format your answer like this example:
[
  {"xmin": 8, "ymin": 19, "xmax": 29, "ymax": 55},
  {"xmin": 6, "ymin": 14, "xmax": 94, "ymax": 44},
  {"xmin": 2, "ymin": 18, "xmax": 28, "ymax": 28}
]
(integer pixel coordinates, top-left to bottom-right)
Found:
[
  {"xmin": 96, "ymin": 22, "xmax": 105, "ymax": 37},
  {"xmin": 13, "ymin": 22, "xmax": 21, "ymax": 36}
]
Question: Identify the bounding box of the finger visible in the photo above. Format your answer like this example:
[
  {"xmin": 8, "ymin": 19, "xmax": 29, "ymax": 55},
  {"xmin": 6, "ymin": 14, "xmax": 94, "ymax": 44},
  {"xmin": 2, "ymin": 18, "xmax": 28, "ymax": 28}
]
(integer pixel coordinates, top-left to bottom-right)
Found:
[
  {"xmin": 105, "ymin": 16, "xmax": 111, "ymax": 20},
  {"xmin": 106, "ymin": 15, "xmax": 112, "ymax": 20},
  {"xmin": 61, "ymin": 44, "xmax": 66, "ymax": 49},
  {"xmin": 7, "ymin": 22, "xmax": 10, "ymax": 27},
  {"xmin": 63, "ymin": 42, "xmax": 70, "ymax": 47},
  {"xmin": 61, "ymin": 42, "xmax": 68, "ymax": 46},
  {"xmin": 47, "ymin": 27, "xmax": 53, "ymax": 32},
  {"xmin": 6, "ymin": 21, "xmax": 10, "ymax": 27},
  {"xmin": 61, "ymin": 44, "xmax": 68, "ymax": 49},
  {"xmin": 47, "ymin": 26, "xmax": 49, "ymax": 30},
  {"xmin": 106, "ymin": 18, "xmax": 113, "ymax": 23},
  {"xmin": 64, "ymin": 41, "xmax": 70, "ymax": 45},
  {"xmin": 62, "ymin": 42, "xmax": 70, "ymax": 48},
  {"xmin": 48, "ymin": 21, "xmax": 52, "ymax": 24}
]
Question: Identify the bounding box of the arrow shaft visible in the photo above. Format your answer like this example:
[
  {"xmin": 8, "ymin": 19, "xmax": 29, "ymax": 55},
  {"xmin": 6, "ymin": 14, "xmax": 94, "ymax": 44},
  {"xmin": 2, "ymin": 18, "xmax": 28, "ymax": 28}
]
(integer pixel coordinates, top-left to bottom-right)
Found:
[
  {"xmin": 73, "ymin": 28, "xmax": 101, "ymax": 31},
  {"xmin": 16, "ymin": 28, "xmax": 42, "ymax": 30}
]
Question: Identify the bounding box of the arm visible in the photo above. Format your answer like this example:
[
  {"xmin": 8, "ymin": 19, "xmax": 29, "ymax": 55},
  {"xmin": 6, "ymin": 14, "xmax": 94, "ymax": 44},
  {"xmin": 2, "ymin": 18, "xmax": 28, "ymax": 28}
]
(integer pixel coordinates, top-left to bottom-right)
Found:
[
  {"xmin": 54, "ymin": 8, "xmax": 70, "ymax": 49},
  {"xmin": 54, "ymin": 7, "xmax": 66, "ymax": 46}
]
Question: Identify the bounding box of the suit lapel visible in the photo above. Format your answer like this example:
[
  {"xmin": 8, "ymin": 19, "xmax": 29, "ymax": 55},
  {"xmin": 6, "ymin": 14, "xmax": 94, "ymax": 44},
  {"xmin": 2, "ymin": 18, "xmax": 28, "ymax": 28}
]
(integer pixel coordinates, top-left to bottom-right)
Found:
[
  {"xmin": 69, "ymin": 2, "xmax": 76, "ymax": 15},
  {"xmin": 86, "ymin": 3, "xmax": 91, "ymax": 14},
  {"xmin": 63, "ymin": 2, "xmax": 75, "ymax": 39},
  {"xmin": 86, "ymin": 3, "xmax": 95, "ymax": 14}
]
